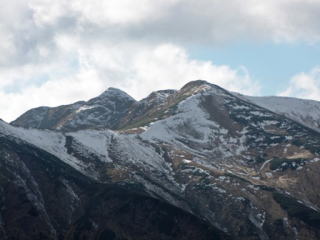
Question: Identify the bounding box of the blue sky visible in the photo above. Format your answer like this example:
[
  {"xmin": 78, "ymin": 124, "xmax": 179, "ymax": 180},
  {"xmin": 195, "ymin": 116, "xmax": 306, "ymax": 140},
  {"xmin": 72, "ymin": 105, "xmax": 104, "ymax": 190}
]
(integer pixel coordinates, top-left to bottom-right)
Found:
[
  {"xmin": 0, "ymin": 0, "xmax": 320, "ymax": 121},
  {"xmin": 189, "ymin": 42, "xmax": 320, "ymax": 95}
]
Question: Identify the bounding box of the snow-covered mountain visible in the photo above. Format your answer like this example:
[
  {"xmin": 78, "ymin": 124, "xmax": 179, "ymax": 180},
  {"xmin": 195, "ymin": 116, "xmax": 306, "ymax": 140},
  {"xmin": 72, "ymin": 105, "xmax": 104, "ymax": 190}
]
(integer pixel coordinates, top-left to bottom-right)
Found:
[
  {"xmin": 237, "ymin": 94, "xmax": 320, "ymax": 132},
  {"xmin": 1, "ymin": 80, "xmax": 320, "ymax": 240},
  {"xmin": 13, "ymin": 83, "xmax": 320, "ymax": 134}
]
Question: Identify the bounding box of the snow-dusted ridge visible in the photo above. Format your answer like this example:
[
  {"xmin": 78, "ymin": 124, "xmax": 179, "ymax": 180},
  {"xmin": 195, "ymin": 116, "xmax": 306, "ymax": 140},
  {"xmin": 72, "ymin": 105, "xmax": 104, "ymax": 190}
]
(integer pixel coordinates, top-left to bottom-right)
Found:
[
  {"xmin": 141, "ymin": 87, "xmax": 247, "ymax": 159},
  {"xmin": 0, "ymin": 119, "xmax": 174, "ymax": 181},
  {"xmin": 241, "ymin": 95, "xmax": 320, "ymax": 131},
  {"xmin": 0, "ymin": 120, "xmax": 89, "ymax": 174}
]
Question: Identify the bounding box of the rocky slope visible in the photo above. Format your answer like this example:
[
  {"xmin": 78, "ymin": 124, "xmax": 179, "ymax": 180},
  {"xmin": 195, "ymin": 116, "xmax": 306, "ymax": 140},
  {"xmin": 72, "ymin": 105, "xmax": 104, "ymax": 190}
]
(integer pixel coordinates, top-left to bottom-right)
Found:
[{"xmin": 1, "ymin": 80, "xmax": 320, "ymax": 240}]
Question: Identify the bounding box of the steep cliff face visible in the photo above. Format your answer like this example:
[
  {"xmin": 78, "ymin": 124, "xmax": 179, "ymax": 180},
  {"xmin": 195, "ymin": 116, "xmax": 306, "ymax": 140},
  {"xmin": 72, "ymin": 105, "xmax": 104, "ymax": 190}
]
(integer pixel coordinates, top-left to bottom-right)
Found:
[{"xmin": 2, "ymin": 80, "xmax": 320, "ymax": 240}]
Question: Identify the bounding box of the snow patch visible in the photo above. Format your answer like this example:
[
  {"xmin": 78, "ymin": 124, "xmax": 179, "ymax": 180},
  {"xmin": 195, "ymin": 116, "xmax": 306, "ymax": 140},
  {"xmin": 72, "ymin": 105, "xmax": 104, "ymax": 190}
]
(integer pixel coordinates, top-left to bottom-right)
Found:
[{"xmin": 75, "ymin": 105, "xmax": 97, "ymax": 113}]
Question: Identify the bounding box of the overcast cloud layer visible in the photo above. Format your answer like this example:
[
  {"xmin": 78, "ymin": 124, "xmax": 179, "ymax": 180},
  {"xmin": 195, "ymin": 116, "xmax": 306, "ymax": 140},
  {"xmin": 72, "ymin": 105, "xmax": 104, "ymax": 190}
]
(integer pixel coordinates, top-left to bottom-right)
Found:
[{"xmin": 1, "ymin": 0, "xmax": 320, "ymax": 121}]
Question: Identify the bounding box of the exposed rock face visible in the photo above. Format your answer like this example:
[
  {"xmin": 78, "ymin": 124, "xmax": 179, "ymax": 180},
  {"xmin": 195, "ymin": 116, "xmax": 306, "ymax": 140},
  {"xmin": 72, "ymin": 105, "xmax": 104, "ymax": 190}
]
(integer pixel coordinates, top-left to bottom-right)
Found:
[{"xmin": 1, "ymin": 80, "xmax": 320, "ymax": 239}]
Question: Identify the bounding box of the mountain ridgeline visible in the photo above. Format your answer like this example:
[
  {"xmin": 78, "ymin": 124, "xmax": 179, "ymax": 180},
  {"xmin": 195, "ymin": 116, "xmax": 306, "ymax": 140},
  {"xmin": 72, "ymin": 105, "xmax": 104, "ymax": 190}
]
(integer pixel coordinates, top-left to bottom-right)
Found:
[{"xmin": 1, "ymin": 80, "xmax": 320, "ymax": 240}]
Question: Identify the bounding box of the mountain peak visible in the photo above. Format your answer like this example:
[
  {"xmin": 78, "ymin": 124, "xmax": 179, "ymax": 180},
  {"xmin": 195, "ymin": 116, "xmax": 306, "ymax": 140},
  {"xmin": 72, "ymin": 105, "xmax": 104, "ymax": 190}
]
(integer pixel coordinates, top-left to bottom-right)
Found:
[
  {"xmin": 181, "ymin": 80, "xmax": 211, "ymax": 90},
  {"xmin": 98, "ymin": 87, "xmax": 136, "ymax": 101}
]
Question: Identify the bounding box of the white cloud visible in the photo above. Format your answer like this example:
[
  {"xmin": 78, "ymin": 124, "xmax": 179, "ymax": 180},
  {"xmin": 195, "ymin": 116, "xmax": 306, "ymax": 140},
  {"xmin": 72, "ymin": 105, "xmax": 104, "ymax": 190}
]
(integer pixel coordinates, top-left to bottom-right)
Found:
[
  {"xmin": 126, "ymin": 44, "xmax": 259, "ymax": 97},
  {"xmin": 0, "ymin": 0, "xmax": 319, "ymax": 121},
  {"xmin": 280, "ymin": 67, "xmax": 320, "ymax": 100},
  {"xmin": 1, "ymin": 0, "xmax": 320, "ymax": 67},
  {"xmin": 30, "ymin": 0, "xmax": 178, "ymax": 26},
  {"xmin": 0, "ymin": 67, "xmax": 105, "ymax": 122}
]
